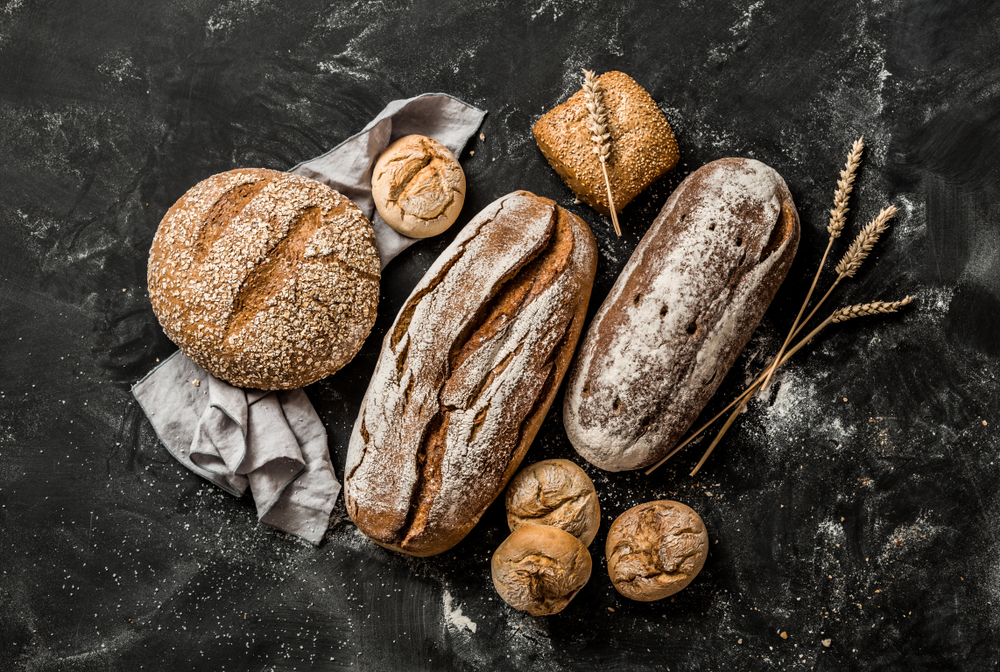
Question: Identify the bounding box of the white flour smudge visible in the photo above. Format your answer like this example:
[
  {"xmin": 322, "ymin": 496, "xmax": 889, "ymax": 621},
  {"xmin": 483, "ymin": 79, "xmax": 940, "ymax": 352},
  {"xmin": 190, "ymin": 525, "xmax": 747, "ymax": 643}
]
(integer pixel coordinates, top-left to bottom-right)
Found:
[{"xmin": 442, "ymin": 590, "xmax": 477, "ymax": 634}]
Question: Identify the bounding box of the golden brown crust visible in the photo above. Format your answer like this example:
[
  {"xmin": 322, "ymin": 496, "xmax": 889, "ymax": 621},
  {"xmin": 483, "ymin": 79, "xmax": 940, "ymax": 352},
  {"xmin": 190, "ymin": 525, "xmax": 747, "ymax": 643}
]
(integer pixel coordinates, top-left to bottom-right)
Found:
[
  {"xmin": 148, "ymin": 168, "xmax": 379, "ymax": 390},
  {"xmin": 372, "ymin": 135, "xmax": 466, "ymax": 238},
  {"xmin": 533, "ymin": 71, "xmax": 679, "ymax": 216},
  {"xmin": 606, "ymin": 500, "xmax": 708, "ymax": 602},
  {"xmin": 492, "ymin": 525, "xmax": 592, "ymax": 616},
  {"xmin": 344, "ymin": 191, "xmax": 598, "ymax": 557},
  {"xmin": 505, "ymin": 459, "xmax": 601, "ymax": 546}
]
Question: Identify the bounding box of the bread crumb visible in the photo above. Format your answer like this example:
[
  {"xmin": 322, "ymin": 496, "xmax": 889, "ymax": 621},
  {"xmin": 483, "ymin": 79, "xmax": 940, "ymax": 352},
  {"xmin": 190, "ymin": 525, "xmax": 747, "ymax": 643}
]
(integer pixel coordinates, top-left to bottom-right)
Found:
[
  {"xmin": 608, "ymin": 607, "xmax": 615, "ymax": 612},
  {"xmin": 983, "ymin": 420, "xmax": 988, "ymax": 426},
  {"xmin": 192, "ymin": 379, "xmax": 200, "ymax": 387},
  {"xmin": 469, "ymin": 150, "xmax": 475, "ymax": 155},
  {"xmin": 780, "ymin": 631, "xmax": 788, "ymax": 639},
  {"xmin": 822, "ymin": 639, "xmax": 832, "ymax": 647},
  {"xmin": 479, "ymin": 133, "xmax": 485, "ymax": 141},
  {"xmin": 737, "ymin": 639, "xmax": 743, "ymax": 644},
  {"xmin": 843, "ymin": 397, "xmax": 848, "ymax": 402}
]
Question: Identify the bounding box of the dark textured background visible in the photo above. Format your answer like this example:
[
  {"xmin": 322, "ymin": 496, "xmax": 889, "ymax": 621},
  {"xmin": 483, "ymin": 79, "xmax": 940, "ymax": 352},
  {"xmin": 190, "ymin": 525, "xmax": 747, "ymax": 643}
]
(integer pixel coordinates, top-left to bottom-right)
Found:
[{"xmin": 2, "ymin": 0, "xmax": 999, "ymax": 669}]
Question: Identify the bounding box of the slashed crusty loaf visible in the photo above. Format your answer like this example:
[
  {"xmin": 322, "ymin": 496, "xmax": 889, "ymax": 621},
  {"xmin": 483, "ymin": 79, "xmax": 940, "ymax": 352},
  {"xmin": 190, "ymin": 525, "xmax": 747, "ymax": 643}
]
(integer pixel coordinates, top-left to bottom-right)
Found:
[
  {"xmin": 564, "ymin": 158, "xmax": 800, "ymax": 471},
  {"xmin": 148, "ymin": 168, "xmax": 380, "ymax": 390},
  {"xmin": 533, "ymin": 71, "xmax": 679, "ymax": 216},
  {"xmin": 345, "ymin": 191, "xmax": 597, "ymax": 557}
]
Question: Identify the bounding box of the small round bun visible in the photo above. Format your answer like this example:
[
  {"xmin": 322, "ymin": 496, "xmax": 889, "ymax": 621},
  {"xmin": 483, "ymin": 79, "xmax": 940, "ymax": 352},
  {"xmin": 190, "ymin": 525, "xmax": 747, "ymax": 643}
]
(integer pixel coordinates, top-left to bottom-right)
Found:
[
  {"xmin": 371, "ymin": 135, "xmax": 466, "ymax": 238},
  {"xmin": 148, "ymin": 168, "xmax": 380, "ymax": 390},
  {"xmin": 492, "ymin": 525, "xmax": 592, "ymax": 616},
  {"xmin": 505, "ymin": 459, "xmax": 601, "ymax": 546},
  {"xmin": 606, "ymin": 500, "xmax": 708, "ymax": 602}
]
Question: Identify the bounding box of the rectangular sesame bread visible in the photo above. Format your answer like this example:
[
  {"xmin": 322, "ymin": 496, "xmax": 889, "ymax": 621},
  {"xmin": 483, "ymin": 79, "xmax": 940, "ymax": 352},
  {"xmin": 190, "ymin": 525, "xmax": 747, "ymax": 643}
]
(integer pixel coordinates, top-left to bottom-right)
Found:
[
  {"xmin": 345, "ymin": 191, "xmax": 597, "ymax": 556},
  {"xmin": 533, "ymin": 71, "xmax": 679, "ymax": 216},
  {"xmin": 563, "ymin": 158, "xmax": 799, "ymax": 471}
]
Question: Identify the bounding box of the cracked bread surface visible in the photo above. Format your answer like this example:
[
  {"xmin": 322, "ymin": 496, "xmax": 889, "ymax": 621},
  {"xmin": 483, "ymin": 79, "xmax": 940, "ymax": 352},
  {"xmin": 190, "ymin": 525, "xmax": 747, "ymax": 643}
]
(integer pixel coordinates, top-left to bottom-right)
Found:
[
  {"xmin": 344, "ymin": 190, "xmax": 597, "ymax": 557},
  {"xmin": 372, "ymin": 134, "xmax": 466, "ymax": 238},
  {"xmin": 505, "ymin": 459, "xmax": 601, "ymax": 546},
  {"xmin": 606, "ymin": 500, "xmax": 708, "ymax": 602},
  {"xmin": 148, "ymin": 168, "xmax": 379, "ymax": 390},
  {"xmin": 564, "ymin": 158, "xmax": 800, "ymax": 471},
  {"xmin": 492, "ymin": 525, "xmax": 592, "ymax": 616}
]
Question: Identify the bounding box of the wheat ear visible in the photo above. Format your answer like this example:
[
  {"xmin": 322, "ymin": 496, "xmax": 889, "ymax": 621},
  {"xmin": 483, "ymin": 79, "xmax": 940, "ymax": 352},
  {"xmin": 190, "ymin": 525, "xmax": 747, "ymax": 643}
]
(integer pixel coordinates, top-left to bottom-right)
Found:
[
  {"xmin": 582, "ymin": 69, "xmax": 621, "ymax": 236},
  {"xmin": 786, "ymin": 205, "xmax": 898, "ymax": 342},
  {"xmin": 758, "ymin": 137, "xmax": 864, "ymax": 393},
  {"xmin": 683, "ymin": 296, "xmax": 914, "ymax": 476}
]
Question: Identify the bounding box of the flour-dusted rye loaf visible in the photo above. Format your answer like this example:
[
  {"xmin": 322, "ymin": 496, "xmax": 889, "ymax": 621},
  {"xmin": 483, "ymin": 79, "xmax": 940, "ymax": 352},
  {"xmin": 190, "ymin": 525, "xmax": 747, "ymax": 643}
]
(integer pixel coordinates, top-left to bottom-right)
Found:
[
  {"xmin": 345, "ymin": 191, "xmax": 598, "ymax": 557},
  {"xmin": 564, "ymin": 158, "xmax": 800, "ymax": 471},
  {"xmin": 148, "ymin": 168, "xmax": 379, "ymax": 390}
]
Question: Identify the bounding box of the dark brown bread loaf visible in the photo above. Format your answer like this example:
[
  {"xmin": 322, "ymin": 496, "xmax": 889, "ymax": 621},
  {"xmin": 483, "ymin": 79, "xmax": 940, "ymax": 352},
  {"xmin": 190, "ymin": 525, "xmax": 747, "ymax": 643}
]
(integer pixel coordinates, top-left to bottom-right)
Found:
[
  {"xmin": 564, "ymin": 158, "xmax": 800, "ymax": 471},
  {"xmin": 533, "ymin": 71, "xmax": 679, "ymax": 216},
  {"xmin": 148, "ymin": 168, "xmax": 379, "ymax": 390},
  {"xmin": 606, "ymin": 500, "xmax": 708, "ymax": 601},
  {"xmin": 492, "ymin": 525, "xmax": 592, "ymax": 616},
  {"xmin": 344, "ymin": 191, "xmax": 598, "ymax": 557}
]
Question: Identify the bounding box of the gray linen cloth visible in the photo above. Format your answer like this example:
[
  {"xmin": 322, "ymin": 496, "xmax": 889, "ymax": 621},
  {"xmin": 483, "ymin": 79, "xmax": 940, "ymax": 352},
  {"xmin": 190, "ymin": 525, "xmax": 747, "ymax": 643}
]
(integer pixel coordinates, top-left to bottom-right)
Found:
[{"xmin": 133, "ymin": 93, "xmax": 486, "ymax": 545}]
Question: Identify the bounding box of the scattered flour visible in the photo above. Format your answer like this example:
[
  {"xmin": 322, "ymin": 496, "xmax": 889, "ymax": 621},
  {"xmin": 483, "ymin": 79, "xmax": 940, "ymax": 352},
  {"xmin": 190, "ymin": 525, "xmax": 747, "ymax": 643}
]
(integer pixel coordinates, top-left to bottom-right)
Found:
[{"xmin": 442, "ymin": 590, "xmax": 477, "ymax": 634}]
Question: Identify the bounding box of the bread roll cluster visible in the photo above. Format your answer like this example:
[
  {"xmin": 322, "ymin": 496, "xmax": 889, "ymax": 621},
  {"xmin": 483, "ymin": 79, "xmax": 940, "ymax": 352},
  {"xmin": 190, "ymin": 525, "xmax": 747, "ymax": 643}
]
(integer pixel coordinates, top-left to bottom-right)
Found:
[{"xmin": 491, "ymin": 460, "xmax": 599, "ymax": 615}]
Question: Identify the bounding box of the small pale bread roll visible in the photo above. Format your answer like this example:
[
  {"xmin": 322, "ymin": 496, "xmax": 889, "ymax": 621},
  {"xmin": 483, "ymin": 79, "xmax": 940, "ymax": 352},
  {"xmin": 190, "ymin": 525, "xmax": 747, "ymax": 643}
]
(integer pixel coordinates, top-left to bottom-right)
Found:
[
  {"xmin": 505, "ymin": 459, "xmax": 601, "ymax": 546},
  {"xmin": 606, "ymin": 500, "xmax": 708, "ymax": 601},
  {"xmin": 492, "ymin": 525, "xmax": 592, "ymax": 616},
  {"xmin": 371, "ymin": 134, "xmax": 466, "ymax": 238}
]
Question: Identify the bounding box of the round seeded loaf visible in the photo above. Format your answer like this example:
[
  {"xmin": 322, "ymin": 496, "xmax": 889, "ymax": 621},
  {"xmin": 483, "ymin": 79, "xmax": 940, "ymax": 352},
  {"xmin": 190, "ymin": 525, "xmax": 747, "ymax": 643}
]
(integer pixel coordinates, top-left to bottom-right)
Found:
[{"xmin": 148, "ymin": 168, "xmax": 380, "ymax": 390}]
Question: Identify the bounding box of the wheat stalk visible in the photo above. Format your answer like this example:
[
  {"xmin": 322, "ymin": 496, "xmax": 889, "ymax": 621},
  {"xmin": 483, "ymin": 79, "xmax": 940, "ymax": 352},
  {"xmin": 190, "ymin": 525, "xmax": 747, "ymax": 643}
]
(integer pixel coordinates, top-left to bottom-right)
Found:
[
  {"xmin": 680, "ymin": 296, "xmax": 914, "ymax": 476},
  {"xmin": 758, "ymin": 137, "xmax": 865, "ymax": 393},
  {"xmin": 582, "ymin": 69, "xmax": 621, "ymax": 237}
]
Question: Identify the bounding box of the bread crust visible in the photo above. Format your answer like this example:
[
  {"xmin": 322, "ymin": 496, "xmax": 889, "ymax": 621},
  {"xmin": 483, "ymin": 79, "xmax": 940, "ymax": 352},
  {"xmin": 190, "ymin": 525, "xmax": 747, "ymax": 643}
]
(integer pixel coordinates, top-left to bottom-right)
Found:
[
  {"xmin": 533, "ymin": 71, "xmax": 679, "ymax": 216},
  {"xmin": 606, "ymin": 500, "xmax": 708, "ymax": 601},
  {"xmin": 345, "ymin": 191, "xmax": 597, "ymax": 557},
  {"xmin": 505, "ymin": 459, "xmax": 601, "ymax": 546},
  {"xmin": 492, "ymin": 525, "xmax": 592, "ymax": 616},
  {"xmin": 564, "ymin": 158, "xmax": 800, "ymax": 471},
  {"xmin": 372, "ymin": 134, "xmax": 466, "ymax": 238},
  {"xmin": 148, "ymin": 168, "xmax": 379, "ymax": 390}
]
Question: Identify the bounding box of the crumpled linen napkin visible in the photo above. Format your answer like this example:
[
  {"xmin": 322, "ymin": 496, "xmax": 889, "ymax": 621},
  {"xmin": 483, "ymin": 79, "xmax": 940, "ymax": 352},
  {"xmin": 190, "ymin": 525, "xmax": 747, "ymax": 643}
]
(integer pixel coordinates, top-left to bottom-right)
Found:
[{"xmin": 133, "ymin": 93, "xmax": 486, "ymax": 545}]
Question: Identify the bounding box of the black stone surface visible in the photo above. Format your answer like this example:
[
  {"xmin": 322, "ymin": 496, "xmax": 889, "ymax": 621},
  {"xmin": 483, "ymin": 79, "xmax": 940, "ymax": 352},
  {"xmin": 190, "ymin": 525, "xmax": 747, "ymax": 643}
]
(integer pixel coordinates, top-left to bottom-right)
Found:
[{"xmin": 2, "ymin": 1, "xmax": 999, "ymax": 670}]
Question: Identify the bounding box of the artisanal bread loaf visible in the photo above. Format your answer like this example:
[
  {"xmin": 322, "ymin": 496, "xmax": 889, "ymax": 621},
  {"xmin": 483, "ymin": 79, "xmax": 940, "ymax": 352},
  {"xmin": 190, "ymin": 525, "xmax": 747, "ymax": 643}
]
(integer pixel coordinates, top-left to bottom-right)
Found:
[
  {"xmin": 371, "ymin": 134, "xmax": 466, "ymax": 238},
  {"xmin": 564, "ymin": 158, "xmax": 800, "ymax": 471},
  {"xmin": 344, "ymin": 191, "xmax": 598, "ymax": 557},
  {"xmin": 148, "ymin": 168, "xmax": 379, "ymax": 390},
  {"xmin": 606, "ymin": 500, "xmax": 708, "ymax": 601},
  {"xmin": 533, "ymin": 71, "xmax": 679, "ymax": 216},
  {"xmin": 505, "ymin": 459, "xmax": 601, "ymax": 546},
  {"xmin": 492, "ymin": 525, "xmax": 592, "ymax": 616}
]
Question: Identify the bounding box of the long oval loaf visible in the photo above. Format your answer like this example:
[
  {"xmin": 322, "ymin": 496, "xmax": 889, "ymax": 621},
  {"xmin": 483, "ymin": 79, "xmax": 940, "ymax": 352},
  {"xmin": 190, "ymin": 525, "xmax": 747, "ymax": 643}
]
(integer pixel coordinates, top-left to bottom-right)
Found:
[
  {"xmin": 345, "ymin": 191, "xmax": 597, "ymax": 556},
  {"xmin": 564, "ymin": 158, "xmax": 800, "ymax": 472}
]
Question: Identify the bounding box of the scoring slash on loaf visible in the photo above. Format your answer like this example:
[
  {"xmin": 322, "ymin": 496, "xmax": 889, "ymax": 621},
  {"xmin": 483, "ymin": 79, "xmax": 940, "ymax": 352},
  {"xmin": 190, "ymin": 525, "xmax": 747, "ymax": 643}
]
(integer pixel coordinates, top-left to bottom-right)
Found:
[
  {"xmin": 371, "ymin": 134, "xmax": 466, "ymax": 238},
  {"xmin": 533, "ymin": 71, "xmax": 679, "ymax": 216},
  {"xmin": 564, "ymin": 158, "xmax": 800, "ymax": 471},
  {"xmin": 344, "ymin": 191, "xmax": 598, "ymax": 557},
  {"xmin": 148, "ymin": 168, "xmax": 380, "ymax": 390},
  {"xmin": 606, "ymin": 500, "xmax": 708, "ymax": 601}
]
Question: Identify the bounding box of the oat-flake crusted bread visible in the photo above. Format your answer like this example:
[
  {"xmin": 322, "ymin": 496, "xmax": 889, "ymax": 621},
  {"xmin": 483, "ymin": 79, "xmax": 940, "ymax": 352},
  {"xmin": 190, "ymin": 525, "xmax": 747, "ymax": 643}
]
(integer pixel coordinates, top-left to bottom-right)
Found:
[
  {"xmin": 148, "ymin": 168, "xmax": 380, "ymax": 390},
  {"xmin": 564, "ymin": 158, "xmax": 800, "ymax": 471},
  {"xmin": 345, "ymin": 191, "xmax": 597, "ymax": 557}
]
